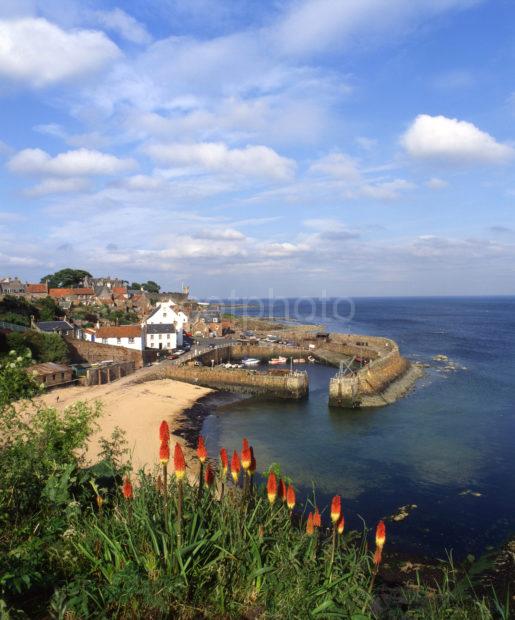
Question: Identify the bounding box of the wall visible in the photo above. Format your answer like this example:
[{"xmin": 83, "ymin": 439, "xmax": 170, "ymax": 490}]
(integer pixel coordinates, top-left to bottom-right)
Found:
[
  {"xmin": 64, "ymin": 336, "xmax": 158, "ymax": 368},
  {"xmin": 145, "ymin": 364, "xmax": 309, "ymax": 399},
  {"xmin": 83, "ymin": 361, "xmax": 136, "ymax": 386}
]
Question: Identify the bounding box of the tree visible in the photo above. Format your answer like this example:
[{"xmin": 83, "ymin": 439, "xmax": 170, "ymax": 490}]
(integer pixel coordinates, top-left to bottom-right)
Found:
[
  {"xmin": 6, "ymin": 332, "xmax": 69, "ymax": 364},
  {"xmin": 0, "ymin": 295, "xmax": 39, "ymax": 326},
  {"xmin": 142, "ymin": 280, "xmax": 160, "ymax": 293},
  {"xmin": 34, "ymin": 296, "xmax": 61, "ymax": 321},
  {"xmin": 130, "ymin": 282, "xmax": 142, "ymax": 290},
  {"xmin": 41, "ymin": 268, "xmax": 92, "ymax": 288}
]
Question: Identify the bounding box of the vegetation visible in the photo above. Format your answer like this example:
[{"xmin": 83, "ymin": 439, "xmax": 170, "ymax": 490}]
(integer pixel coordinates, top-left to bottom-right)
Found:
[
  {"xmin": 40, "ymin": 268, "xmax": 92, "ymax": 288},
  {"xmin": 69, "ymin": 304, "xmax": 139, "ymax": 326},
  {"xmin": 0, "ymin": 363, "xmax": 511, "ymax": 618},
  {"xmin": 131, "ymin": 280, "xmax": 161, "ymax": 293},
  {"xmin": 0, "ymin": 295, "xmax": 61, "ymax": 327},
  {"xmin": 3, "ymin": 331, "xmax": 69, "ymax": 364}
]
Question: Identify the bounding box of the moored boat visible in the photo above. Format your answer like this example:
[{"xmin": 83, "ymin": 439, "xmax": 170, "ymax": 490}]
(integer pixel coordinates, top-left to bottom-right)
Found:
[
  {"xmin": 269, "ymin": 356, "xmax": 287, "ymax": 365},
  {"xmin": 242, "ymin": 358, "xmax": 260, "ymax": 366}
]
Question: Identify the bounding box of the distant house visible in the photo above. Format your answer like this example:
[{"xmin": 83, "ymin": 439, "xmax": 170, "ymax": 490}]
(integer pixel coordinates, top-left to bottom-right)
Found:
[
  {"xmin": 28, "ymin": 362, "xmax": 74, "ymax": 388},
  {"xmin": 26, "ymin": 283, "xmax": 49, "ymax": 298},
  {"xmin": 93, "ymin": 325, "xmax": 144, "ymax": 351},
  {"xmin": 144, "ymin": 323, "xmax": 177, "ymax": 350},
  {"xmin": 144, "ymin": 300, "xmax": 187, "ymax": 347},
  {"xmin": 35, "ymin": 320, "xmax": 74, "ymax": 336},
  {"xmin": 49, "ymin": 288, "xmax": 95, "ymax": 304},
  {"xmin": 0, "ymin": 277, "xmax": 25, "ymax": 295}
]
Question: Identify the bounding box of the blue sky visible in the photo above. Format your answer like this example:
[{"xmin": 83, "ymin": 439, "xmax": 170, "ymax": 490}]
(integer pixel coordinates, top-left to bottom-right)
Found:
[{"xmin": 0, "ymin": 0, "xmax": 514, "ymax": 297}]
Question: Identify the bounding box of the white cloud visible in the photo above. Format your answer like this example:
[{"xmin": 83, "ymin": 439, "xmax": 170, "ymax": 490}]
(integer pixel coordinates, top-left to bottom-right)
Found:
[
  {"xmin": 402, "ymin": 114, "xmax": 514, "ymax": 164},
  {"xmin": 274, "ymin": 0, "xmax": 482, "ymax": 57},
  {"xmin": 25, "ymin": 177, "xmax": 91, "ymax": 197},
  {"xmin": 145, "ymin": 142, "xmax": 295, "ymax": 181},
  {"xmin": 0, "ymin": 17, "xmax": 120, "ymax": 87},
  {"xmin": 309, "ymin": 153, "xmax": 361, "ymax": 181},
  {"xmin": 425, "ymin": 177, "xmax": 448, "ymax": 189},
  {"xmin": 193, "ymin": 228, "xmax": 246, "ymax": 241},
  {"xmin": 93, "ymin": 9, "xmax": 152, "ymax": 45},
  {"xmin": 8, "ymin": 148, "xmax": 136, "ymax": 177}
]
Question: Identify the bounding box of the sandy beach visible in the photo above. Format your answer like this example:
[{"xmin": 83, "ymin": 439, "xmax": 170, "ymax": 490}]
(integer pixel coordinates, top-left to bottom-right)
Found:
[{"xmin": 37, "ymin": 377, "xmax": 212, "ymax": 473}]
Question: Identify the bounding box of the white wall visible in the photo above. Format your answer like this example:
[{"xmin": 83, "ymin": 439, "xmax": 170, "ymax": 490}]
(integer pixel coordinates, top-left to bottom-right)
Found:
[
  {"xmin": 145, "ymin": 300, "xmax": 187, "ymax": 347},
  {"xmin": 98, "ymin": 335, "xmax": 143, "ymax": 351},
  {"xmin": 146, "ymin": 331, "xmax": 177, "ymax": 350}
]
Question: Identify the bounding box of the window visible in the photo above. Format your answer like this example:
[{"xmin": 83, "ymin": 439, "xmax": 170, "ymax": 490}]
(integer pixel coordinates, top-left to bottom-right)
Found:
[
  {"xmin": 159, "ymin": 334, "xmax": 162, "ymax": 339},
  {"xmin": 150, "ymin": 334, "xmax": 154, "ymax": 339},
  {"xmin": 117, "ymin": 338, "xmax": 121, "ymax": 344},
  {"xmin": 163, "ymin": 313, "xmax": 167, "ymax": 318},
  {"xmin": 167, "ymin": 333, "xmax": 171, "ymax": 339},
  {"xmin": 128, "ymin": 337, "xmax": 135, "ymax": 344},
  {"xmin": 103, "ymin": 338, "xmax": 107, "ymax": 344}
]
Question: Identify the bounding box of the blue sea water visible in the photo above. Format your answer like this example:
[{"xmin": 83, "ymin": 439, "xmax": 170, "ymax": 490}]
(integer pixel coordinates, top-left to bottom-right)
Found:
[{"xmin": 201, "ymin": 297, "xmax": 515, "ymax": 558}]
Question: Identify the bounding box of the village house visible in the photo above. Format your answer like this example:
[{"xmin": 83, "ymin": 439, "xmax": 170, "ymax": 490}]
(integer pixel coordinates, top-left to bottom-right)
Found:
[
  {"xmin": 144, "ymin": 323, "xmax": 177, "ymax": 350},
  {"xmin": 34, "ymin": 319, "xmax": 74, "ymax": 336},
  {"xmin": 49, "ymin": 288, "xmax": 95, "ymax": 305},
  {"xmin": 89, "ymin": 325, "xmax": 144, "ymax": 351},
  {"xmin": 144, "ymin": 299, "xmax": 188, "ymax": 347},
  {"xmin": 0, "ymin": 276, "xmax": 26, "ymax": 295},
  {"xmin": 26, "ymin": 283, "xmax": 49, "ymax": 299}
]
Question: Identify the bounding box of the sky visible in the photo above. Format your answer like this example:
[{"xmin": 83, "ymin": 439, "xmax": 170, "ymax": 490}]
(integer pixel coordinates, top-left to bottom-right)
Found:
[{"xmin": 0, "ymin": 0, "xmax": 514, "ymax": 298}]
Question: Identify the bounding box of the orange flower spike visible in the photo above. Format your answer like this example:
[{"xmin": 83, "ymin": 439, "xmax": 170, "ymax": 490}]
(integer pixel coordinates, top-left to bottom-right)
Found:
[
  {"xmin": 241, "ymin": 445, "xmax": 251, "ymax": 471},
  {"xmin": 122, "ymin": 476, "xmax": 133, "ymax": 500},
  {"xmin": 278, "ymin": 479, "xmax": 287, "ymax": 502},
  {"xmin": 242, "ymin": 437, "xmax": 249, "ymax": 452},
  {"xmin": 374, "ymin": 547, "xmax": 383, "ymax": 566},
  {"xmin": 337, "ymin": 514, "xmax": 345, "ymax": 535},
  {"xmin": 313, "ymin": 509, "xmax": 321, "ymax": 528},
  {"xmin": 267, "ymin": 472, "xmax": 278, "ymax": 504},
  {"xmin": 174, "ymin": 443, "xmax": 186, "ymax": 480},
  {"xmin": 230, "ymin": 450, "xmax": 240, "ymax": 483},
  {"xmin": 159, "ymin": 440, "xmax": 170, "ymax": 464},
  {"xmin": 375, "ymin": 520, "xmax": 386, "ymax": 550},
  {"xmin": 306, "ymin": 512, "xmax": 315, "ymax": 536},
  {"xmin": 330, "ymin": 495, "xmax": 341, "ymax": 524},
  {"xmin": 159, "ymin": 420, "xmax": 170, "ymax": 444},
  {"xmin": 220, "ymin": 447, "xmax": 229, "ymax": 475},
  {"xmin": 197, "ymin": 435, "xmax": 208, "ymax": 463},
  {"xmin": 286, "ymin": 485, "xmax": 296, "ymax": 510},
  {"xmin": 204, "ymin": 463, "xmax": 215, "ymax": 488}
]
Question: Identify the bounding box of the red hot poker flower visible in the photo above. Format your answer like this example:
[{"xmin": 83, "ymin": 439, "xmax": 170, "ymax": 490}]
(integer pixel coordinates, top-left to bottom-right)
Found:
[
  {"xmin": 313, "ymin": 509, "xmax": 321, "ymax": 528},
  {"xmin": 330, "ymin": 495, "xmax": 341, "ymax": 523},
  {"xmin": 197, "ymin": 435, "xmax": 208, "ymax": 463},
  {"xmin": 375, "ymin": 520, "xmax": 386, "ymax": 550},
  {"xmin": 220, "ymin": 448, "xmax": 229, "ymax": 475},
  {"xmin": 286, "ymin": 485, "xmax": 296, "ymax": 510},
  {"xmin": 231, "ymin": 450, "xmax": 240, "ymax": 483},
  {"xmin": 122, "ymin": 476, "xmax": 133, "ymax": 500},
  {"xmin": 241, "ymin": 446, "xmax": 251, "ymax": 471},
  {"xmin": 337, "ymin": 515, "xmax": 345, "ymax": 535},
  {"xmin": 174, "ymin": 443, "xmax": 186, "ymax": 480},
  {"xmin": 242, "ymin": 437, "xmax": 249, "ymax": 452},
  {"xmin": 159, "ymin": 420, "xmax": 170, "ymax": 444},
  {"xmin": 204, "ymin": 463, "xmax": 215, "ymax": 488},
  {"xmin": 267, "ymin": 472, "xmax": 278, "ymax": 504},
  {"xmin": 278, "ymin": 479, "xmax": 287, "ymax": 502},
  {"xmin": 374, "ymin": 547, "xmax": 383, "ymax": 566},
  {"xmin": 159, "ymin": 441, "xmax": 170, "ymax": 464},
  {"xmin": 306, "ymin": 512, "xmax": 314, "ymax": 536}
]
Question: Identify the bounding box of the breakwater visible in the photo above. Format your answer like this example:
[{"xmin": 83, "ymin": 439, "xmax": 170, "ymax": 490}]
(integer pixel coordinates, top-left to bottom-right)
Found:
[{"xmin": 145, "ymin": 364, "xmax": 308, "ymax": 399}]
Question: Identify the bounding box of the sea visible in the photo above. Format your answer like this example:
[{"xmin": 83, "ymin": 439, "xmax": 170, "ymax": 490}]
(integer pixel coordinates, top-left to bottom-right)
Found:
[{"xmin": 201, "ymin": 297, "xmax": 515, "ymax": 559}]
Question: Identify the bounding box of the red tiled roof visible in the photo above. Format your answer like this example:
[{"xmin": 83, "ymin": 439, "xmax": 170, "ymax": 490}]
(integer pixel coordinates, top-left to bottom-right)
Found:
[
  {"xmin": 27, "ymin": 283, "xmax": 48, "ymax": 294},
  {"xmin": 49, "ymin": 288, "xmax": 94, "ymax": 298},
  {"xmin": 112, "ymin": 287, "xmax": 127, "ymax": 296},
  {"xmin": 95, "ymin": 325, "xmax": 141, "ymax": 338}
]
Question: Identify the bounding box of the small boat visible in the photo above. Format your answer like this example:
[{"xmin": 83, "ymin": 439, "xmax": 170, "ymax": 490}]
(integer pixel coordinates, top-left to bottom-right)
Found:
[
  {"xmin": 242, "ymin": 358, "xmax": 260, "ymax": 366},
  {"xmin": 269, "ymin": 356, "xmax": 287, "ymax": 365},
  {"xmin": 307, "ymin": 356, "xmax": 316, "ymax": 363},
  {"xmin": 292, "ymin": 358, "xmax": 306, "ymax": 364}
]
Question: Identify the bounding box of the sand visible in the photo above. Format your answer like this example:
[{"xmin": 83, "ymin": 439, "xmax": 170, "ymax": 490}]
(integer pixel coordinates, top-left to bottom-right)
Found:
[{"xmin": 36, "ymin": 377, "xmax": 212, "ymax": 472}]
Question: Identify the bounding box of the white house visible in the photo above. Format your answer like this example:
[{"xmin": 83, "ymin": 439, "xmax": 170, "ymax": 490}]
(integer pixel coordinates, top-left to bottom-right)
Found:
[
  {"xmin": 144, "ymin": 299, "xmax": 188, "ymax": 347},
  {"xmin": 144, "ymin": 323, "xmax": 177, "ymax": 350},
  {"xmin": 91, "ymin": 325, "xmax": 144, "ymax": 351}
]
